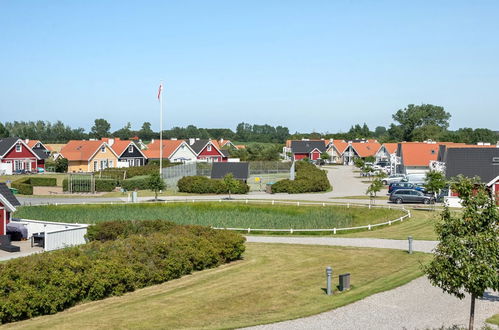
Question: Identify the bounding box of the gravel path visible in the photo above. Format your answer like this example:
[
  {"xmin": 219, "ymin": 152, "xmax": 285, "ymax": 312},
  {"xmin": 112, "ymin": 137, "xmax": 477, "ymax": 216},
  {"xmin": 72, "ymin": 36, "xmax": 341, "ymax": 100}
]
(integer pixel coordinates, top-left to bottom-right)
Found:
[{"xmin": 244, "ymin": 236, "xmax": 499, "ymax": 330}]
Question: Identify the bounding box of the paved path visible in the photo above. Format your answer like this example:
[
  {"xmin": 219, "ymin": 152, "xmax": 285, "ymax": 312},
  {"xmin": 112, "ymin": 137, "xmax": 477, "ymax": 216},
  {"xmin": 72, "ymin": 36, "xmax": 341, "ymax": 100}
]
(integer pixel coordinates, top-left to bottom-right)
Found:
[{"xmin": 245, "ymin": 236, "xmax": 498, "ymax": 330}]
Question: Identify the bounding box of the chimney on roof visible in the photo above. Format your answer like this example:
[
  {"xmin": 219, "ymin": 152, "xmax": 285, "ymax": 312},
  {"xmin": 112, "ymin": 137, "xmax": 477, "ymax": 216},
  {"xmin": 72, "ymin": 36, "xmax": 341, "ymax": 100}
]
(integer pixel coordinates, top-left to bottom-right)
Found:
[
  {"xmin": 108, "ymin": 138, "xmax": 115, "ymax": 146},
  {"xmin": 329, "ymin": 138, "xmax": 333, "ymax": 143},
  {"xmin": 171, "ymin": 138, "xmax": 177, "ymax": 140},
  {"xmin": 477, "ymin": 142, "xmax": 484, "ymax": 145},
  {"xmin": 196, "ymin": 138, "xmax": 200, "ymax": 140},
  {"xmin": 220, "ymin": 138, "xmax": 224, "ymax": 143},
  {"xmin": 189, "ymin": 138, "xmax": 195, "ymax": 145},
  {"xmin": 25, "ymin": 139, "xmax": 29, "ymax": 144},
  {"xmin": 151, "ymin": 139, "xmax": 155, "ymax": 144}
]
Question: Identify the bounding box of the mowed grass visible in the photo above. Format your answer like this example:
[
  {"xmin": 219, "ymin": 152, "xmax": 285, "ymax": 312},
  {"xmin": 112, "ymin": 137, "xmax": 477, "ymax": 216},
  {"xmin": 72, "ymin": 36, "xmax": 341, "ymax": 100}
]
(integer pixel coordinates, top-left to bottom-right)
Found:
[
  {"xmin": 341, "ymin": 209, "xmax": 439, "ymax": 241},
  {"xmin": 487, "ymin": 314, "xmax": 499, "ymax": 326},
  {"xmin": 4, "ymin": 243, "xmax": 430, "ymax": 330},
  {"xmin": 15, "ymin": 202, "xmax": 405, "ymax": 229},
  {"xmin": 0, "ymin": 173, "xmax": 67, "ymax": 186}
]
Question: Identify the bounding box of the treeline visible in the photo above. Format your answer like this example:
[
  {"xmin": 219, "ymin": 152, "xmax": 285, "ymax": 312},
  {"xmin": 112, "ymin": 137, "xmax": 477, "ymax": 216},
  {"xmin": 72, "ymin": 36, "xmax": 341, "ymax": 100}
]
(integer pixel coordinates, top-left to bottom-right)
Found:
[
  {"xmin": 0, "ymin": 120, "xmax": 290, "ymax": 144},
  {"xmin": 293, "ymin": 104, "xmax": 498, "ymax": 144},
  {"xmin": 1, "ymin": 104, "xmax": 496, "ymax": 144}
]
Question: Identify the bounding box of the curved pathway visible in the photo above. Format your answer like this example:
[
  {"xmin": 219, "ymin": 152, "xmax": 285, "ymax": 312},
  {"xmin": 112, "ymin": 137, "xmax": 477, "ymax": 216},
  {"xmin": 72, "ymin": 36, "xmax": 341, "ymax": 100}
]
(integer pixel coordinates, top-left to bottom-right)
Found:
[{"xmin": 244, "ymin": 236, "xmax": 498, "ymax": 330}]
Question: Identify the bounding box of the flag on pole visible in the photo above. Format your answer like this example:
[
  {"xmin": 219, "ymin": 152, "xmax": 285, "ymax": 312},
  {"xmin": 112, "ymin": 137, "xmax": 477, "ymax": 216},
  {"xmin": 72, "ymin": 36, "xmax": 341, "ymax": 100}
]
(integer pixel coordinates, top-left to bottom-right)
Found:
[{"xmin": 157, "ymin": 84, "xmax": 163, "ymax": 100}]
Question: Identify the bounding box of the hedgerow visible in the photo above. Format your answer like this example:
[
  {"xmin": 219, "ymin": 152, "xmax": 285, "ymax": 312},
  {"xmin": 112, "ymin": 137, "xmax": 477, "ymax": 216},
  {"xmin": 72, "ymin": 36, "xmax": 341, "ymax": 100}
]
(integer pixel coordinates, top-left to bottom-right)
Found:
[
  {"xmin": 0, "ymin": 221, "xmax": 245, "ymax": 324},
  {"xmin": 177, "ymin": 176, "xmax": 249, "ymax": 194},
  {"xmin": 11, "ymin": 177, "xmax": 57, "ymax": 195},
  {"xmin": 120, "ymin": 175, "xmax": 150, "ymax": 191},
  {"xmin": 271, "ymin": 161, "xmax": 331, "ymax": 193},
  {"xmin": 62, "ymin": 178, "xmax": 117, "ymax": 192}
]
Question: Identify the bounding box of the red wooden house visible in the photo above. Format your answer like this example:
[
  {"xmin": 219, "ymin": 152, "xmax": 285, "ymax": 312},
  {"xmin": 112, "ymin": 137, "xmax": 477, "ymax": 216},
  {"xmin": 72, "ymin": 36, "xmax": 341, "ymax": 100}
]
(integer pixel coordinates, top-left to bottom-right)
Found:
[
  {"xmin": 187, "ymin": 139, "xmax": 228, "ymax": 162},
  {"xmin": 0, "ymin": 183, "xmax": 21, "ymax": 236},
  {"xmin": 290, "ymin": 140, "xmax": 327, "ymax": 161},
  {"xmin": 0, "ymin": 137, "xmax": 41, "ymax": 174}
]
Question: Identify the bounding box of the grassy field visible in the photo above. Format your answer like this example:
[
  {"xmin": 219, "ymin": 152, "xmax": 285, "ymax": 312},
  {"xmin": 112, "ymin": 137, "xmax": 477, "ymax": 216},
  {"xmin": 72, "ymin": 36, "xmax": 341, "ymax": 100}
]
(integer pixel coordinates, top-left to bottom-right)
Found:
[
  {"xmin": 4, "ymin": 243, "xmax": 430, "ymax": 329},
  {"xmin": 341, "ymin": 209, "xmax": 439, "ymax": 240},
  {"xmin": 487, "ymin": 314, "xmax": 499, "ymax": 326},
  {"xmin": 15, "ymin": 202, "xmax": 405, "ymax": 229},
  {"xmin": 0, "ymin": 173, "xmax": 67, "ymax": 186}
]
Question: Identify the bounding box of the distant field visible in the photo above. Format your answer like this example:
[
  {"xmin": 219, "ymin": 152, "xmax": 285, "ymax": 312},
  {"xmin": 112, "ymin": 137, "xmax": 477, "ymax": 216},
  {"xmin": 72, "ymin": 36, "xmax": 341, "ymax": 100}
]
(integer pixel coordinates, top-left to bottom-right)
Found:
[{"xmin": 15, "ymin": 202, "xmax": 405, "ymax": 229}]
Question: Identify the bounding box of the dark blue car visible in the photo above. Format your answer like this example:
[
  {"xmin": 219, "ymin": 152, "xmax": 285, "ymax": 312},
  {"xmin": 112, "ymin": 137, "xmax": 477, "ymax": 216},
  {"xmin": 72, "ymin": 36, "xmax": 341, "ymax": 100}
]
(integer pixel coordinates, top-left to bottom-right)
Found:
[{"xmin": 388, "ymin": 182, "xmax": 425, "ymax": 194}]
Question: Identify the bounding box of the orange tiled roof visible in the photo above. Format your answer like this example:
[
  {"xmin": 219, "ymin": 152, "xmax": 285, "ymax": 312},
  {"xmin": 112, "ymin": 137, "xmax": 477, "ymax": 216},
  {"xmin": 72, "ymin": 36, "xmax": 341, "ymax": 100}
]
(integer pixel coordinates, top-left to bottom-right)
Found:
[
  {"xmin": 351, "ymin": 141, "xmax": 381, "ymax": 158},
  {"xmin": 110, "ymin": 140, "xmax": 134, "ymax": 156},
  {"xmin": 60, "ymin": 140, "xmax": 110, "ymax": 161},
  {"xmin": 382, "ymin": 143, "xmax": 398, "ymax": 154},
  {"xmin": 235, "ymin": 144, "xmax": 246, "ymax": 149},
  {"xmin": 143, "ymin": 139, "xmax": 185, "ymax": 159},
  {"xmin": 331, "ymin": 140, "xmax": 349, "ymax": 154}
]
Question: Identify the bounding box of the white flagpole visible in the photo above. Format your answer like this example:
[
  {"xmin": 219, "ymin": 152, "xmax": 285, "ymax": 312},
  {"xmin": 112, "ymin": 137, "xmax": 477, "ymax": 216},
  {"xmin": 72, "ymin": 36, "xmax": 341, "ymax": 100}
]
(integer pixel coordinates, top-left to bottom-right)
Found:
[{"xmin": 159, "ymin": 83, "xmax": 163, "ymax": 176}]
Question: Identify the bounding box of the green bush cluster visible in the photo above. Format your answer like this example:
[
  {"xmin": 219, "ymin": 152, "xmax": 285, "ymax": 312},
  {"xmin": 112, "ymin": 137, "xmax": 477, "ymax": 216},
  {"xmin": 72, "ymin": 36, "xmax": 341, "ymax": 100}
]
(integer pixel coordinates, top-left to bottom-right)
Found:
[
  {"xmin": 62, "ymin": 178, "xmax": 118, "ymax": 192},
  {"xmin": 177, "ymin": 176, "xmax": 249, "ymax": 194},
  {"xmin": 0, "ymin": 221, "xmax": 245, "ymax": 324},
  {"xmin": 11, "ymin": 177, "xmax": 57, "ymax": 195},
  {"xmin": 271, "ymin": 161, "xmax": 331, "ymax": 193},
  {"xmin": 121, "ymin": 175, "xmax": 150, "ymax": 191},
  {"xmin": 102, "ymin": 161, "xmax": 178, "ymax": 181}
]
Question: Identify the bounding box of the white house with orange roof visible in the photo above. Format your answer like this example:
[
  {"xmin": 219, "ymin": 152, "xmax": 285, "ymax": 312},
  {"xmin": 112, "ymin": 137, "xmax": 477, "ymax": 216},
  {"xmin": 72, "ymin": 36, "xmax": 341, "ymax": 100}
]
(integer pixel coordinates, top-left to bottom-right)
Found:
[{"xmin": 143, "ymin": 139, "xmax": 197, "ymax": 163}]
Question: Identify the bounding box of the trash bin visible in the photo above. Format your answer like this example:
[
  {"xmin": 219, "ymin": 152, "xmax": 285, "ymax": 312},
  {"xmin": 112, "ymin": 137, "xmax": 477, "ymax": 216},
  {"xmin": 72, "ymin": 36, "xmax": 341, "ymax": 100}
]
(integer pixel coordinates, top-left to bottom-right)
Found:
[
  {"xmin": 266, "ymin": 182, "xmax": 274, "ymax": 194},
  {"xmin": 339, "ymin": 273, "xmax": 350, "ymax": 291},
  {"xmin": 9, "ymin": 188, "xmax": 18, "ymax": 195}
]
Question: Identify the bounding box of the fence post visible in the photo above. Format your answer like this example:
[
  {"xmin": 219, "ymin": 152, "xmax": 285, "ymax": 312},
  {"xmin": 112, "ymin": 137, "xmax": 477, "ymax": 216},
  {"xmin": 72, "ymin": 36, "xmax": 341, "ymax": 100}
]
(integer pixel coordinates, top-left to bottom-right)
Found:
[
  {"xmin": 323, "ymin": 202, "xmax": 325, "ymax": 207},
  {"xmin": 290, "ymin": 228, "xmax": 293, "ymax": 234},
  {"xmin": 248, "ymin": 228, "xmax": 251, "ymax": 233},
  {"xmin": 326, "ymin": 266, "xmax": 333, "ymax": 295},
  {"xmin": 297, "ymin": 201, "xmax": 300, "ymax": 206},
  {"xmin": 333, "ymin": 228, "xmax": 336, "ymax": 235},
  {"xmin": 272, "ymin": 200, "xmax": 275, "ymax": 205},
  {"xmin": 347, "ymin": 203, "xmax": 350, "ymax": 208},
  {"xmin": 368, "ymin": 224, "xmax": 371, "ymax": 230},
  {"xmin": 388, "ymin": 221, "xmax": 391, "ymax": 226}
]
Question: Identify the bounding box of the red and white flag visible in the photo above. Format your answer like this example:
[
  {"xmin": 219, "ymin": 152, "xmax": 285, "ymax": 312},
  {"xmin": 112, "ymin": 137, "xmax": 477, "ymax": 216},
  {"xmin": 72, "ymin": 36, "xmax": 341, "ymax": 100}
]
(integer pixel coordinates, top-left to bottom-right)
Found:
[{"xmin": 157, "ymin": 84, "xmax": 163, "ymax": 100}]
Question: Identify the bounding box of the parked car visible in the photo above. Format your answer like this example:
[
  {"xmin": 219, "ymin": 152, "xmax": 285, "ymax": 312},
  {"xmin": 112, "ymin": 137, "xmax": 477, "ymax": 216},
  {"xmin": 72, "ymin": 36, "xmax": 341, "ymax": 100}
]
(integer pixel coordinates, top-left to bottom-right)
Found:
[
  {"xmin": 401, "ymin": 174, "xmax": 426, "ymax": 184},
  {"xmin": 389, "ymin": 189, "xmax": 435, "ymax": 204},
  {"xmin": 388, "ymin": 182, "xmax": 425, "ymax": 194},
  {"xmin": 382, "ymin": 174, "xmax": 406, "ymax": 185}
]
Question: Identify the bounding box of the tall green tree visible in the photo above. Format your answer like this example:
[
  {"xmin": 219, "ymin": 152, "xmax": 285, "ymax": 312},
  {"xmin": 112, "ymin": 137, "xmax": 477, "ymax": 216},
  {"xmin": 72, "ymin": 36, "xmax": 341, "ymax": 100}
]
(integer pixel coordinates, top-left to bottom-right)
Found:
[
  {"xmin": 90, "ymin": 119, "xmax": 111, "ymax": 139},
  {"xmin": 388, "ymin": 104, "xmax": 451, "ymax": 141},
  {"xmin": 138, "ymin": 122, "xmax": 155, "ymax": 141},
  {"xmin": 147, "ymin": 172, "xmax": 166, "ymax": 201},
  {"xmin": 423, "ymin": 176, "xmax": 499, "ymax": 330},
  {"xmin": 424, "ymin": 170, "xmax": 447, "ymax": 200},
  {"xmin": 113, "ymin": 122, "xmax": 133, "ymax": 139},
  {"xmin": 0, "ymin": 123, "xmax": 9, "ymax": 138}
]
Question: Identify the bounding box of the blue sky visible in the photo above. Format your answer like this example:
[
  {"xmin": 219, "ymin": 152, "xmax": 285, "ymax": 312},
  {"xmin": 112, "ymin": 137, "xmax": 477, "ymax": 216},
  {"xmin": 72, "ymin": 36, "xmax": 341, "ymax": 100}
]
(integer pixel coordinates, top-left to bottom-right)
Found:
[{"xmin": 1, "ymin": 1, "xmax": 498, "ymax": 133}]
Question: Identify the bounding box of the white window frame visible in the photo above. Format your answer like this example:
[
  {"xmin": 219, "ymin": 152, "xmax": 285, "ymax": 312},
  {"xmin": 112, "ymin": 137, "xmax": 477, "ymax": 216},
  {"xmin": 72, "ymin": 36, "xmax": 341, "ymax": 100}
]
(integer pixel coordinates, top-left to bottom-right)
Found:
[
  {"xmin": 15, "ymin": 144, "xmax": 22, "ymax": 152},
  {"xmin": 109, "ymin": 160, "xmax": 113, "ymax": 168},
  {"xmin": 207, "ymin": 145, "xmax": 212, "ymax": 152},
  {"xmin": 128, "ymin": 145, "xmax": 133, "ymax": 153},
  {"xmin": 94, "ymin": 161, "xmax": 98, "ymax": 171},
  {"xmin": 101, "ymin": 146, "xmax": 106, "ymax": 153}
]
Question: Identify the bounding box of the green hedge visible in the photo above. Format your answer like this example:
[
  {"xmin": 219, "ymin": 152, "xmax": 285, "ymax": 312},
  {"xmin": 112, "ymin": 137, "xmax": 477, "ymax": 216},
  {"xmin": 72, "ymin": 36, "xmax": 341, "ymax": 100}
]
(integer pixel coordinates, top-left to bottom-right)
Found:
[
  {"xmin": 177, "ymin": 176, "xmax": 249, "ymax": 194},
  {"xmin": 121, "ymin": 175, "xmax": 150, "ymax": 191},
  {"xmin": 11, "ymin": 177, "xmax": 57, "ymax": 195},
  {"xmin": 0, "ymin": 221, "xmax": 245, "ymax": 324},
  {"xmin": 271, "ymin": 161, "xmax": 331, "ymax": 193},
  {"xmin": 102, "ymin": 162, "xmax": 179, "ymax": 180},
  {"xmin": 62, "ymin": 178, "xmax": 118, "ymax": 192}
]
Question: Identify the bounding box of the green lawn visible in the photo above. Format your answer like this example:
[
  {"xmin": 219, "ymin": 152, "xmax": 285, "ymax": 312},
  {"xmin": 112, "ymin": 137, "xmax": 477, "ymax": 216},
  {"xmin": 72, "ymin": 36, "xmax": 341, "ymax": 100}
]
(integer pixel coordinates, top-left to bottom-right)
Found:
[
  {"xmin": 4, "ymin": 243, "xmax": 430, "ymax": 329},
  {"xmin": 487, "ymin": 314, "xmax": 499, "ymax": 326},
  {"xmin": 15, "ymin": 202, "xmax": 405, "ymax": 229}
]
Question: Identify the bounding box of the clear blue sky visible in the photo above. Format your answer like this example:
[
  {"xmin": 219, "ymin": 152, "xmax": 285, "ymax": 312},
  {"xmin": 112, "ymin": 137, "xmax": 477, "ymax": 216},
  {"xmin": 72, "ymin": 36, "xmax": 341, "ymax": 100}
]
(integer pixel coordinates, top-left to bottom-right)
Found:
[{"xmin": 1, "ymin": 1, "xmax": 498, "ymax": 133}]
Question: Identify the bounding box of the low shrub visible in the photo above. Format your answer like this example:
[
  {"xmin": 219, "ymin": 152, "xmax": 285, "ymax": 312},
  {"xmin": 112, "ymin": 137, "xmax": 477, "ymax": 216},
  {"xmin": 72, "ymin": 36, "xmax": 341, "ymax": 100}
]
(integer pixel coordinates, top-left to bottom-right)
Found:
[
  {"xmin": 11, "ymin": 178, "xmax": 32, "ymax": 195},
  {"xmin": 271, "ymin": 161, "xmax": 331, "ymax": 193},
  {"xmin": 177, "ymin": 176, "xmax": 249, "ymax": 194},
  {"xmin": 121, "ymin": 175, "xmax": 150, "ymax": 191},
  {"xmin": 11, "ymin": 177, "xmax": 57, "ymax": 195},
  {"xmin": 0, "ymin": 222, "xmax": 245, "ymax": 324}
]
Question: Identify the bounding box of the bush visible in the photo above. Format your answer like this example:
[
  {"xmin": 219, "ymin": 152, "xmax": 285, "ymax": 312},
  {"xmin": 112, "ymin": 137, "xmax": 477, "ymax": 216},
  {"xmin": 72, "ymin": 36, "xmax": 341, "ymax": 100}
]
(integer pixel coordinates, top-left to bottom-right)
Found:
[
  {"xmin": 0, "ymin": 222, "xmax": 245, "ymax": 324},
  {"xmin": 177, "ymin": 176, "xmax": 249, "ymax": 194},
  {"xmin": 11, "ymin": 177, "xmax": 57, "ymax": 195},
  {"xmin": 271, "ymin": 161, "xmax": 331, "ymax": 194},
  {"xmin": 121, "ymin": 175, "xmax": 150, "ymax": 191}
]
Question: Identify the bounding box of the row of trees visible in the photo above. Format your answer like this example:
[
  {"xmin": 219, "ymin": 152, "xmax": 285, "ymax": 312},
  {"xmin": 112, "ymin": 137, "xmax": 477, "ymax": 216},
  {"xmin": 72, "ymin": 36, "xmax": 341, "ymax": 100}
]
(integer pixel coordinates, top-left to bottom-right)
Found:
[{"xmin": 1, "ymin": 104, "xmax": 497, "ymax": 144}]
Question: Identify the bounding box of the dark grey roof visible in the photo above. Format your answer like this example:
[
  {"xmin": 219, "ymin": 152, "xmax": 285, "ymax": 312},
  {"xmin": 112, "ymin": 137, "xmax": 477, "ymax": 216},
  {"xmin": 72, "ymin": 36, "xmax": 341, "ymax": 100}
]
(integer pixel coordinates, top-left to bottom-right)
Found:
[
  {"xmin": 220, "ymin": 150, "xmax": 230, "ymax": 157},
  {"xmin": 445, "ymin": 148, "xmax": 499, "ymax": 183},
  {"xmin": 187, "ymin": 139, "xmax": 211, "ymax": 154},
  {"xmin": 290, "ymin": 140, "xmax": 327, "ymax": 154},
  {"xmin": 211, "ymin": 162, "xmax": 249, "ymax": 180},
  {"xmin": 0, "ymin": 183, "xmax": 21, "ymax": 207},
  {"xmin": 32, "ymin": 148, "xmax": 49, "ymax": 159},
  {"xmin": 0, "ymin": 137, "xmax": 20, "ymax": 156}
]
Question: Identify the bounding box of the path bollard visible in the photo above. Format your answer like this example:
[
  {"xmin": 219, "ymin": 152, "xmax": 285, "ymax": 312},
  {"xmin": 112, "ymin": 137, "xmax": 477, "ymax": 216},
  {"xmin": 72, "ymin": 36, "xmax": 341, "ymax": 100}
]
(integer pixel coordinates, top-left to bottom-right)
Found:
[
  {"xmin": 326, "ymin": 266, "xmax": 333, "ymax": 295},
  {"xmin": 408, "ymin": 236, "xmax": 413, "ymax": 254}
]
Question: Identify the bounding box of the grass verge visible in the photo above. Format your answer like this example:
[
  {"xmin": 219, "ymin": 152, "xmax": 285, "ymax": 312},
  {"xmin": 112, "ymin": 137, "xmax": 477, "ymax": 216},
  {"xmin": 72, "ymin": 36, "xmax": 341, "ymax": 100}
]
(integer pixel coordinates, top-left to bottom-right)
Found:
[
  {"xmin": 487, "ymin": 314, "xmax": 499, "ymax": 326},
  {"xmin": 4, "ymin": 243, "xmax": 429, "ymax": 329}
]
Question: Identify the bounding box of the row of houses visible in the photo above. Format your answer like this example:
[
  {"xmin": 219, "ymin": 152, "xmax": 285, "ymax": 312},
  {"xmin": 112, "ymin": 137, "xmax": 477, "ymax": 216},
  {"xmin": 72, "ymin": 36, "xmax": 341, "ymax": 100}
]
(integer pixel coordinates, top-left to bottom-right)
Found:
[{"xmin": 0, "ymin": 137, "xmax": 244, "ymax": 174}]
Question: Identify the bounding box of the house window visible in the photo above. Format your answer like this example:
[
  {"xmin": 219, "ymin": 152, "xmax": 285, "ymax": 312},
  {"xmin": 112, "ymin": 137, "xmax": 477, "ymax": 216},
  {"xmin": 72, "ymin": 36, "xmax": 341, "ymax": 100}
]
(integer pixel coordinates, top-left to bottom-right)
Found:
[
  {"xmin": 207, "ymin": 145, "xmax": 212, "ymax": 152},
  {"xmin": 14, "ymin": 160, "xmax": 22, "ymax": 171},
  {"xmin": 109, "ymin": 160, "xmax": 113, "ymax": 168},
  {"xmin": 128, "ymin": 145, "xmax": 133, "ymax": 153},
  {"xmin": 101, "ymin": 146, "xmax": 106, "ymax": 153},
  {"xmin": 93, "ymin": 161, "xmax": 98, "ymax": 171},
  {"xmin": 15, "ymin": 144, "xmax": 22, "ymax": 152}
]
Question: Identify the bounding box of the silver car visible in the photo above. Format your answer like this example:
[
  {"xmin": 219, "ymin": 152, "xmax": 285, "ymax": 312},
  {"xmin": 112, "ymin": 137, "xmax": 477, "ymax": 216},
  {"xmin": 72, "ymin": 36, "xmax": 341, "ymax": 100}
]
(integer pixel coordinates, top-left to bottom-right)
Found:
[{"xmin": 382, "ymin": 174, "xmax": 406, "ymax": 185}]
